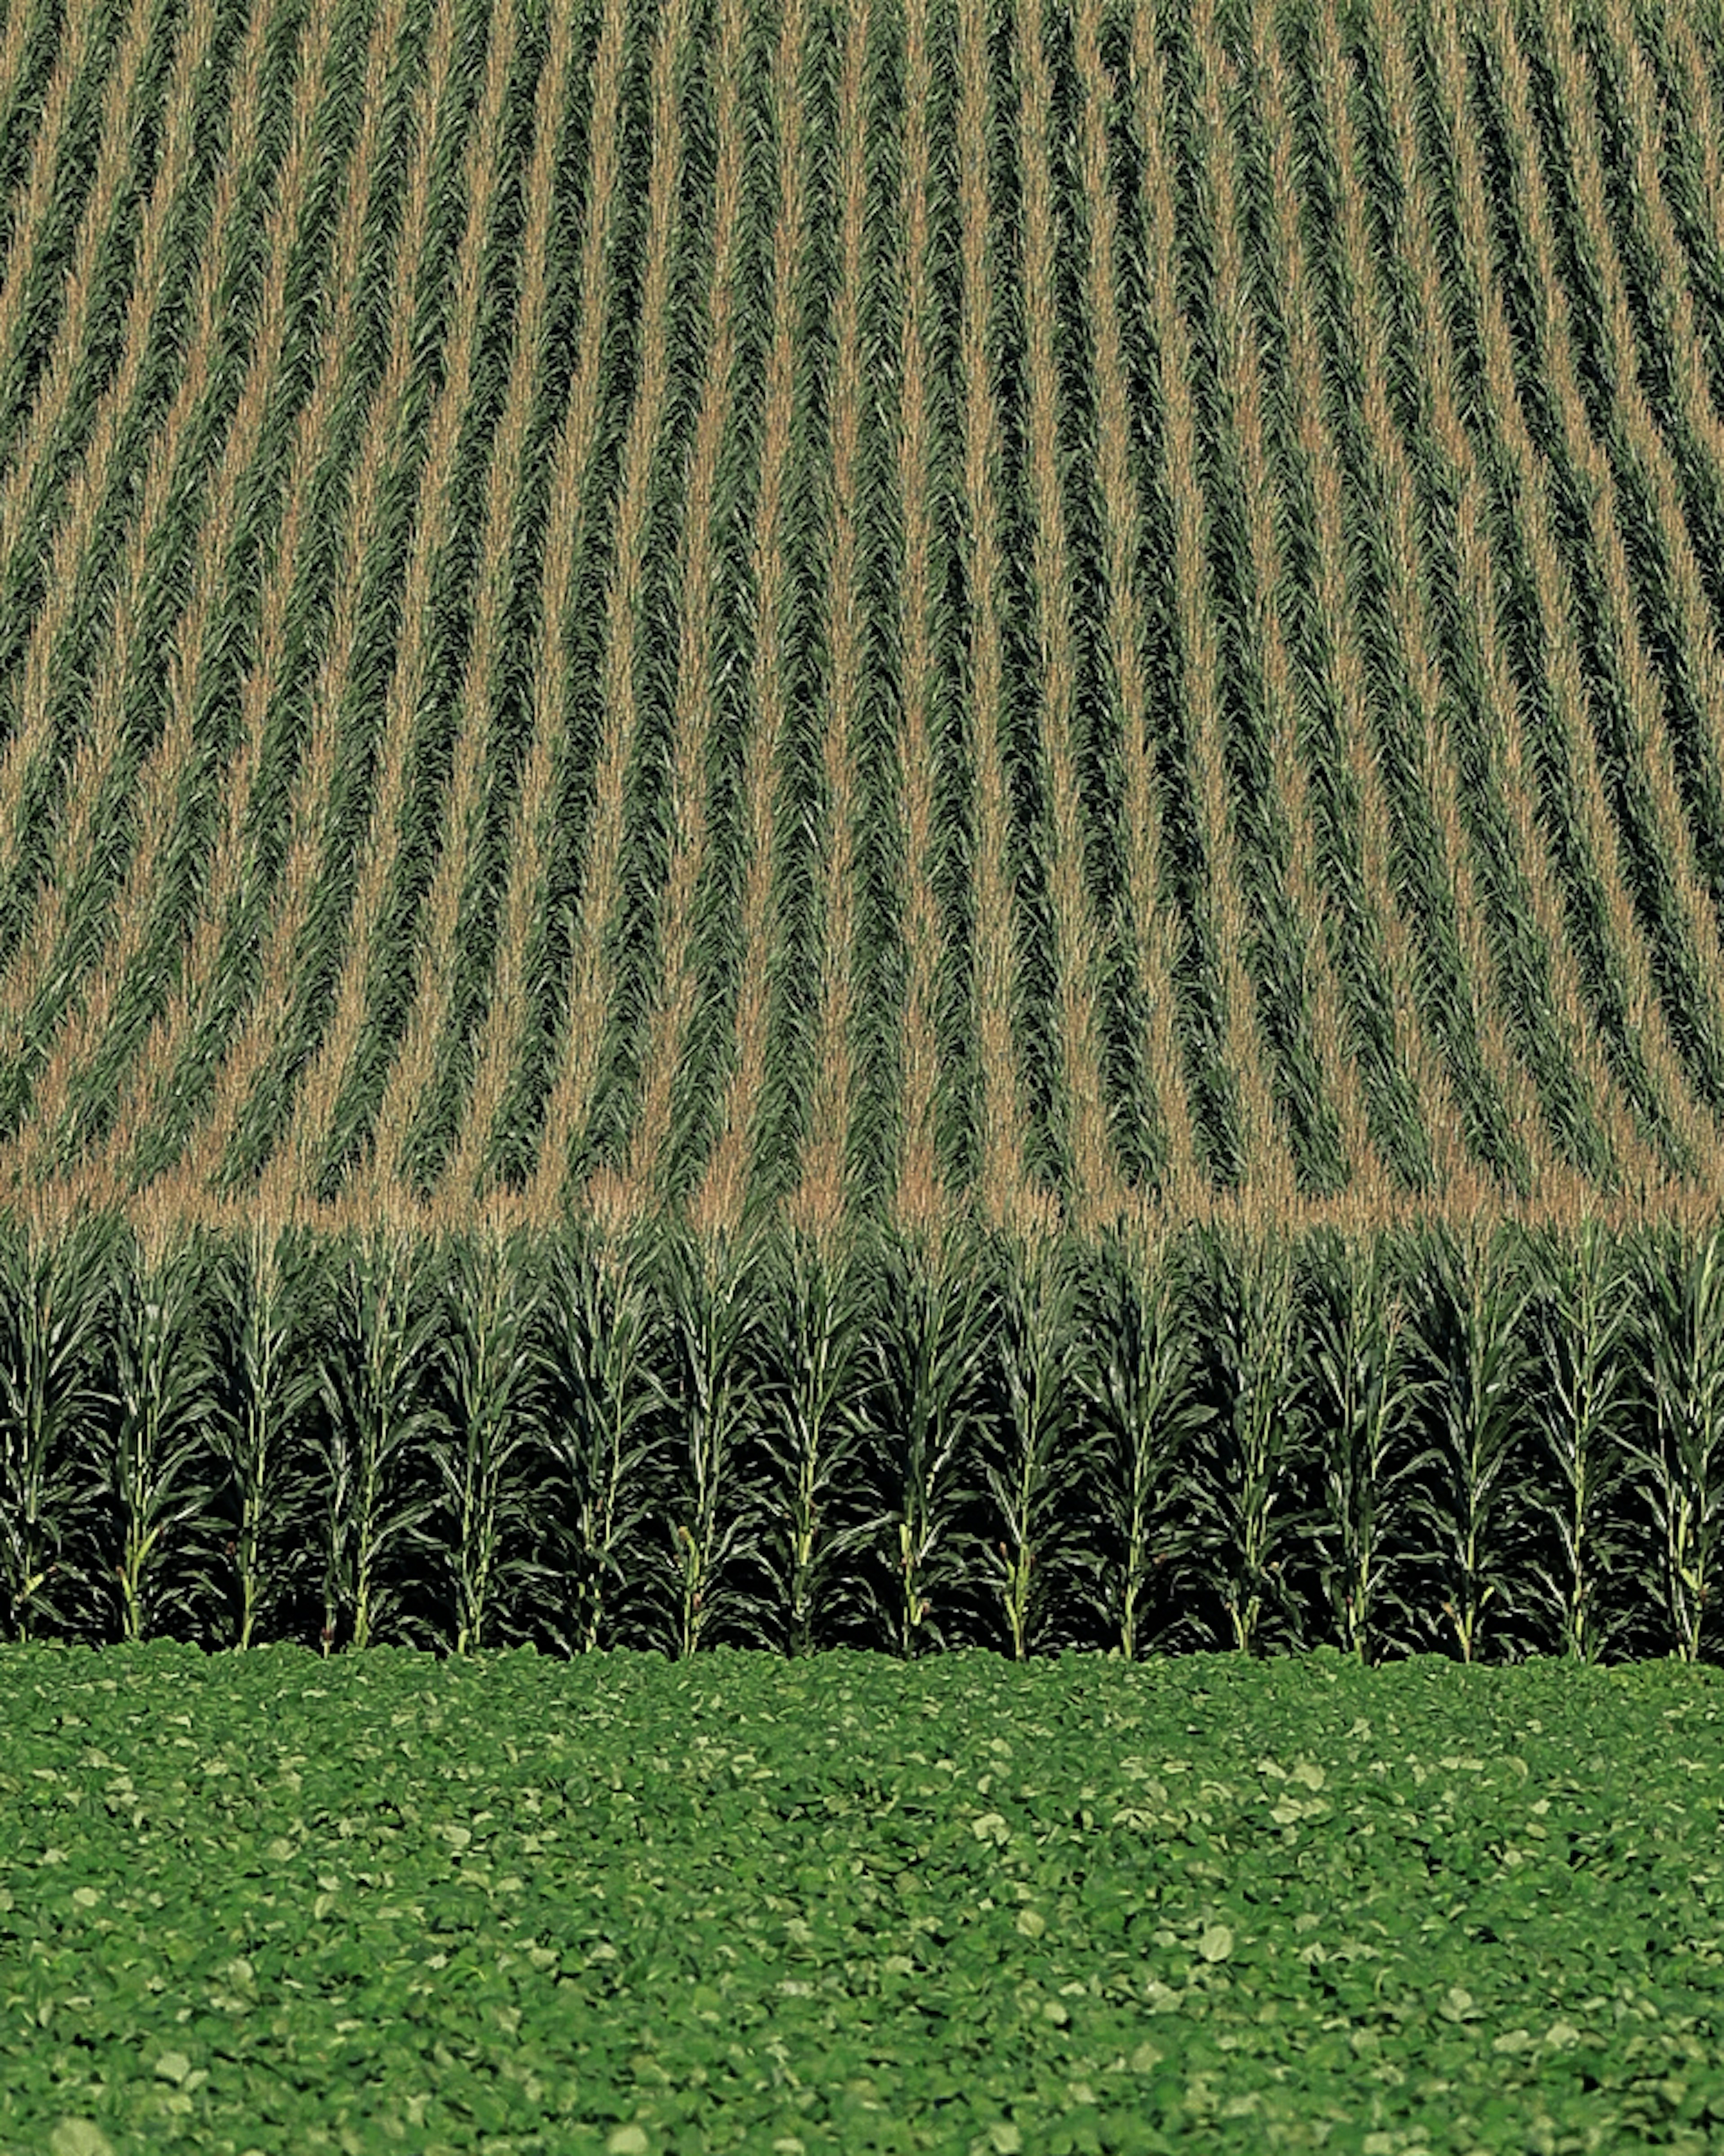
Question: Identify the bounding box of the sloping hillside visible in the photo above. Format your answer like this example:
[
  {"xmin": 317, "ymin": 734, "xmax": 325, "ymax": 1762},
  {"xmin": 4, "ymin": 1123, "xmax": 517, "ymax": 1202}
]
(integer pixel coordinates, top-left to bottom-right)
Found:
[{"xmin": 0, "ymin": 0, "xmax": 1723, "ymax": 1241}]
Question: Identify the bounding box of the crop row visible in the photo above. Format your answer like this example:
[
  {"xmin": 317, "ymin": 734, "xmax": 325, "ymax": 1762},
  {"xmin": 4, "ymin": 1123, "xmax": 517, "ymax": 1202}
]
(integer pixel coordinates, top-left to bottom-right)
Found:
[
  {"xmin": 5, "ymin": 1210, "xmax": 1724, "ymax": 1664},
  {"xmin": 5, "ymin": 0, "xmax": 1724, "ymax": 1231}
]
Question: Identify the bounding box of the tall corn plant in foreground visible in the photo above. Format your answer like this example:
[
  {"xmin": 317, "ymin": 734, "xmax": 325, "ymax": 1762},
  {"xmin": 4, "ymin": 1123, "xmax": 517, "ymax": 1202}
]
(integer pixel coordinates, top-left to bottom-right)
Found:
[
  {"xmin": 433, "ymin": 1230, "xmax": 548, "ymax": 1656},
  {"xmin": 1308, "ymin": 1230, "xmax": 1428, "ymax": 1662},
  {"xmin": 317, "ymin": 1230, "xmax": 443, "ymax": 1654},
  {"xmin": 1526, "ymin": 1219, "xmax": 1637, "ymax": 1660},
  {"xmin": 107, "ymin": 1224, "xmax": 222, "ymax": 1644},
  {"xmin": 756, "ymin": 1232, "xmax": 875, "ymax": 1655},
  {"xmin": 1413, "ymin": 1221, "xmax": 1530, "ymax": 1661},
  {"xmin": 663, "ymin": 1229, "xmax": 772, "ymax": 1657},
  {"xmin": 0, "ymin": 1213, "xmax": 112, "ymax": 1641},
  {"xmin": 1081, "ymin": 1236, "xmax": 1209, "ymax": 1659},
  {"xmin": 868, "ymin": 1229, "xmax": 995, "ymax": 1658},
  {"xmin": 1184, "ymin": 1228, "xmax": 1306, "ymax": 1654},
  {"xmin": 210, "ymin": 1223, "xmax": 323, "ymax": 1650},
  {"xmin": 538, "ymin": 1228, "xmax": 666, "ymax": 1654},
  {"xmin": 1627, "ymin": 1226, "xmax": 1724, "ymax": 1661},
  {"xmin": 981, "ymin": 1235, "xmax": 1095, "ymax": 1658}
]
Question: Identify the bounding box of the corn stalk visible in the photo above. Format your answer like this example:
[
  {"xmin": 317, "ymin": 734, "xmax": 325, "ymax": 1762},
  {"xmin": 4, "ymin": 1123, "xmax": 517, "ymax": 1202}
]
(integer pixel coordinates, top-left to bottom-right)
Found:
[
  {"xmin": 431, "ymin": 1229, "xmax": 547, "ymax": 1654},
  {"xmin": 981, "ymin": 1235, "xmax": 1095, "ymax": 1658},
  {"xmin": 756, "ymin": 1231, "xmax": 874, "ymax": 1655},
  {"xmin": 664, "ymin": 1228, "xmax": 771, "ymax": 1657},
  {"xmin": 210, "ymin": 1221, "xmax": 323, "ymax": 1650},
  {"xmin": 1627, "ymin": 1226, "xmax": 1724, "ymax": 1662},
  {"xmin": 107, "ymin": 1223, "xmax": 222, "ymax": 1644},
  {"xmin": 1413, "ymin": 1220, "xmax": 1530, "ymax": 1662},
  {"xmin": 1184, "ymin": 1227, "xmax": 1306, "ymax": 1654},
  {"xmin": 1526, "ymin": 1217, "xmax": 1637, "ymax": 1659},
  {"xmin": 1308, "ymin": 1229, "xmax": 1427, "ymax": 1662},
  {"xmin": 0, "ymin": 1212, "xmax": 113, "ymax": 1641},
  {"xmin": 868, "ymin": 1230, "xmax": 993, "ymax": 1658},
  {"xmin": 1082, "ymin": 1235, "xmax": 1208, "ymax": 1659},
  {"xmin": 316, "ymin": 1228, "xmax": 442, "ymax": 1653},
  {"xmin": 538, "ymin": 1227, "xmax": 665, "ymax": 1654}
]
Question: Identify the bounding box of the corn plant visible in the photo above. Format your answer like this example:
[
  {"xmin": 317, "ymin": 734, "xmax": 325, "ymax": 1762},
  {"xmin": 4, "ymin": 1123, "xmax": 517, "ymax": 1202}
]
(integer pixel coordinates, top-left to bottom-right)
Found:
[
  {"xmin": 209, "ymin": 1221, "xmax": 324, "ymax": 1650},
  {"xmin": 0, "ymin": 1211, "xmax": 114, "ymax": 1641},
  {"xmin": 1625, "ymin": 1224, "xmax": 1724, "ymax": 1662},
  {"xmin": 537, "ymin": 1226, "xmax": 666, "ymax": 1653},
  {"xmin": 1080, "ymin": 1234, "xmax": 1209, "ymax": 1659},
  {"xmin": 1183, "ymin": 1226, "xmax": 1307, "ymax": 1654},
  {"xmin": 866, "ymin": 1228, "xmax": 995, "ymax": 1658},
  {"xmin": 106, "ymin": 1222, "xmax": 223, "ymax": 1644},
  {"xmin": 315, "ymin": 1228, "xmax": 443, "ymax": 1653},
  {"xmin": 980, "ymin": 1234, "xmax": 1098, "ymax": 1658},
  {"xmin": 431, "ymin": 1227, "xmax": 549, "ymax": 1656},
  {"xmin": 1525, "ymin": 1217, "xmax": 1638, "ymax": 1660},
  {"xmin": 755, "ymin": 1230, "xmax": 876, "ymax": 1656},
  {"xmin": 1308, "ymin": 1229, "xmax": 1429, "ymax": 1662},
  {"xmin": 662, "ymin": 1227, "xmax": 773, "ymax": 1657},
  {"xmin": 1412, "ymin": 1220, "xmax": 1531, "ymax": 1661}
]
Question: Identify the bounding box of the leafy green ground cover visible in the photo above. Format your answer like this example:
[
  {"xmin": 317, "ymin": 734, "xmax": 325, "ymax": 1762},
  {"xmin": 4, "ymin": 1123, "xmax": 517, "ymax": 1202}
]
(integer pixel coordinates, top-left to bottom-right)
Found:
[{"xmin": 0, "ymin": 1646, "xmax": 1721, "ymax": 2154}]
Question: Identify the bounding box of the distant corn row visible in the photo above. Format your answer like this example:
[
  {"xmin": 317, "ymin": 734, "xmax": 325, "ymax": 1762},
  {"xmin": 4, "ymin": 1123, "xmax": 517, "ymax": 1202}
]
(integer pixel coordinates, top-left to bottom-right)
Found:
[
  {"xmin": 6, "ymin": 0, "xmax": 1724, "ymax": 1239},
  {"xmin": 6, "ymin": 1209, "xmax": 1724, "ymax": 1663}
]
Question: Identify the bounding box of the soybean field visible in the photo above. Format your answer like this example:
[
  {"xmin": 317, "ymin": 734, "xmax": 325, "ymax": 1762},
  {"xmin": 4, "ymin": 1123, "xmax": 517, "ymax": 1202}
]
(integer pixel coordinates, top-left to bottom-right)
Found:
[{"xmin": 10, "ymin": 1646, "xmax": 1724, "ymax": 2153}]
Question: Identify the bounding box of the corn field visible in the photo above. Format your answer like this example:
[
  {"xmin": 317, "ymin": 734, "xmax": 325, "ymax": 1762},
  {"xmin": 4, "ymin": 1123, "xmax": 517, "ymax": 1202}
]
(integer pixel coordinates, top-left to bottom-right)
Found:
[
  {"xmin": 5, "ymin": 0, "xmax": 1724, "ymax": 1653},
  {"xmin": 1, "ymin": 1210, "xmax": 1724, "ymax": 1663}
]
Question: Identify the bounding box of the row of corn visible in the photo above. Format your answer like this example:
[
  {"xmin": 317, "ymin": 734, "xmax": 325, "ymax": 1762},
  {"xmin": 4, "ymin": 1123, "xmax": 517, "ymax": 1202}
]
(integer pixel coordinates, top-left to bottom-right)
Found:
[{"xmin": 3, "ymin": 1208, "xmax": 1724, "ymax": 1663}]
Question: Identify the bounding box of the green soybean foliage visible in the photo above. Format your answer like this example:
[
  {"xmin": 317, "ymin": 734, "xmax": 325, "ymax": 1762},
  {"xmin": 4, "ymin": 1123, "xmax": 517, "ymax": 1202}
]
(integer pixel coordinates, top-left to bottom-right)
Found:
[{"xmin": 2, "ymin": 1643, "xmax": 1722, "ymax": 2152}]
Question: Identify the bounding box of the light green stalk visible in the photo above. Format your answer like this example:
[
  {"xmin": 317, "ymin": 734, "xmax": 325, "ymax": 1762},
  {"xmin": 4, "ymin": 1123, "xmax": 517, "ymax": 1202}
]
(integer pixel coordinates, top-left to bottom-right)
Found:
[
  {"xmin": 0, "ymin": 1213, "xmax": 111, "ymax": 1641},
  {"xmin": 317, "ymin": 1228, "xmax": 441, "ymax": 1654},
  {"xmin": 110, "ymin": 1223, "xmax": 218, "ymax": 1643},
  {"xmin": 874, "ymin": 1229, "xmax": 990, "ymax": 1660},
  {"xmin": 1086, "ymin": 1237, "xmax": 1206, "ymax": 1661},
  {"xmin": 214, "ymin": 1222, "xmax": 317, "ymax": 1650},
  {"xmin": 666, "ymin": 1229, "xmax": 765, "ymax": 1659},
  {"xmin": 1630, "ymin": 1226, "xmax": 1724, "ymax": 1662},
  {"xmin": 1186, "ymin": 1228, "xmax": 1304, "ymax": 1655},
  {"xmin": 541, "ymin": 1229, "xmax": 664, "ymax": 1654},
  {"xmin": 1310, "ymin": 1231, "xmax": 1424, "ymax": 1663},
  {"xmin": 984, "ymin": 1235, "xmax": 1087, "ymax": 1660},
  {"xmin": 1529, "ymin": 1218, "xmax": 1634, "ymax": 1660},
  {"xmin": 1416, "ymin": 1221, "xmax": 1529, "ymax": 1663},
  {"xmin": 435, "ymin": 1228, "xmax": 543, "ymax": 1656},
  {"xmin": 759, "ymin": 1233, "xmax": 868, "ymax": 1657}
]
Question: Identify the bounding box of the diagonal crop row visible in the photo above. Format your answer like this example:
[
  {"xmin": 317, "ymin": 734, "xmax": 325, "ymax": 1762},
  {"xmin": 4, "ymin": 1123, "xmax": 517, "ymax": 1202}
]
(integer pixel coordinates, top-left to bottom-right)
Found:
[{"xmin": 0, "ymin": 0, "xmax": 1723, "ymax": 1236}]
